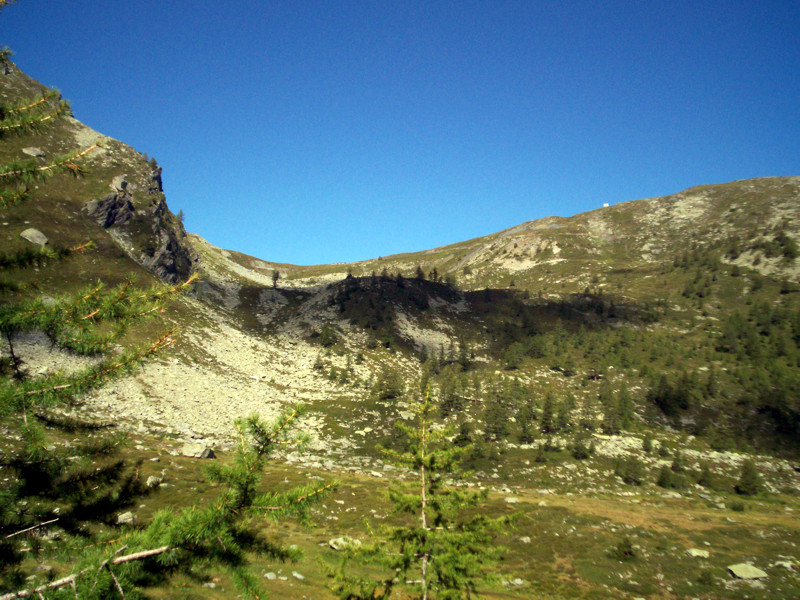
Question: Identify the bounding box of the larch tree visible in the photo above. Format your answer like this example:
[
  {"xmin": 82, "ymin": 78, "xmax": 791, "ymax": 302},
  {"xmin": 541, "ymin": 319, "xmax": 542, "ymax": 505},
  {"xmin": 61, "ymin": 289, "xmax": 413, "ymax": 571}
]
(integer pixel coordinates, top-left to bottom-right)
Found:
[{"xmin": 331, "ymin": 388, "xmax": 508, "ymax": 600}]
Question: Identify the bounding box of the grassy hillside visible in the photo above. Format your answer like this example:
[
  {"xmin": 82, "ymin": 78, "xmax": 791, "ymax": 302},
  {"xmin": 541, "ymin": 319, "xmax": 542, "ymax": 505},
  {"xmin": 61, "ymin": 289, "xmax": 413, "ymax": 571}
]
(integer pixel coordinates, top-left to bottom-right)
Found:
[{"xmin": 188, "ymin": 176, "xmax": 800, "ymax": 456}]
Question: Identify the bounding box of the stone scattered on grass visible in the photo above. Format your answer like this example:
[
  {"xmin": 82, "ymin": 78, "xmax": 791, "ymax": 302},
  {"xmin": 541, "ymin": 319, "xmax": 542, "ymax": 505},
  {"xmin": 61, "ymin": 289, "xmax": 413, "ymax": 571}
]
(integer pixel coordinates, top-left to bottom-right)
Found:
[
  {"xmin": 292, "ymin": 571, "xmax": 305, "ymax": 581},
  {"xmin": 264, "ymin": 572, "xmax": 276, "ymax": 580},
  {"xmin": 20, "ymin": 228, "xmax": 48, "ymax": 246},
  {"xmin": 146, "ymin": 476, "xmax": 162, "ymax": 488},
  {"xmin": 181, "ymin": 443, "xmax": 216, "ymax": 459},
  {"xmin": 728, "ymin": 563, "xmax": 767, "ymax": 579},
  {"xmin": 22, "ymin": 147, "xmax": 45, "ymax": 157},
  {"xmin": 116, "ymin": 511, "xmax": 134, "ymax": 525},
  {"xmin": 687, "ymin": 548, "xmax": 710, "ymax": 558},
  {"xmin": 328, "ymin": 536, "xmax": 362, "ymax": 551}
]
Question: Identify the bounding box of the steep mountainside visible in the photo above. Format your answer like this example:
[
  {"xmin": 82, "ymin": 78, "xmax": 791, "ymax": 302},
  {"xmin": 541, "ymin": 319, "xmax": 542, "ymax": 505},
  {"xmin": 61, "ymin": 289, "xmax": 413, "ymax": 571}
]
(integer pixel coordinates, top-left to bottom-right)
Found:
[
  {"xmin": 205, "ymin": 177, "xmax": 799, "ymax": 292},
  {"xmin": 0, "ymin": 61, "xmax": 196, "ymax": 287}
]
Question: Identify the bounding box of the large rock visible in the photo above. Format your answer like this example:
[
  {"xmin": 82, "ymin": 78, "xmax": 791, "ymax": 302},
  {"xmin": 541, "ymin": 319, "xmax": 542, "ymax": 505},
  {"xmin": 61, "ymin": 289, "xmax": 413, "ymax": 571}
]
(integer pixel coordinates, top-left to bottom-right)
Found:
[
  {"xmin": 116, "ymin": 511, "xmax": 135, "ymax": 525},
  {"xmin": 181, "ymin": 443, "xmax": 216, "ymax": 459},
  {"xmin": 328, "ymin": 536, "xmax": 362, "ymax": 551},
  {"xmin": 20, "ymin": 228, "xmax": 48, "ymax": 246},
  {"xmin": 22, "ymin": 147, "xmax": 45, "ymax": 157},
  {"xmin": 110, "ymin": 174, "xmax": 128, "ymax": 192},
  {"xmin": 728, "ymin": 563, "xmax": 767, "ymax": 579},
  {"xmin": 83, "ymin": 193, "xmax": 134, "ymax": 228}
]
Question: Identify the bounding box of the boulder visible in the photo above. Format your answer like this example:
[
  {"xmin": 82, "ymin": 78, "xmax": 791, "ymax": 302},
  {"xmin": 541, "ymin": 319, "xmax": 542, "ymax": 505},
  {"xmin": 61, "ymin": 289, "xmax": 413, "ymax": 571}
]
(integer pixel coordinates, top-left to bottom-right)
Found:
[
  {"xmin": 181, "ymin": 443, "xmax": 216, "ymax": 459},
  {"xmin": 20, "ymin": 228, "xmax": 48, "ymax": 246},
  {"xmin": 728, "ymin": 563, "xmax": 767, "ymax": 579},
  {"xmin": 83, "ymin": 193, "xmax": 134, "ymax": 228},
  {"xmin": 116, "ymin": 511, "xmax": 135, "ymax": 525},
  {"xmin": 110, "ymin": 174, "xmax": 128, "ymax": 192},
  {"xmin": 328, "ymin": 536, "xmax": 362, "ymax": 551}
]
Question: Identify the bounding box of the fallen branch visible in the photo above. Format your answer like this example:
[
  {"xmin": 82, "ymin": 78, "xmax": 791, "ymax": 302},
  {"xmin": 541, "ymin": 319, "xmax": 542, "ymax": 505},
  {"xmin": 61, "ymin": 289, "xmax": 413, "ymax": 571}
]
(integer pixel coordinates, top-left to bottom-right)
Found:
[
  {"xmin": 3, "ymin": 518, "xmax": 58, "ymax": 539},
  {"xmin": 0, "ymin": 546, "xmax": 171, "ymax": 600}
]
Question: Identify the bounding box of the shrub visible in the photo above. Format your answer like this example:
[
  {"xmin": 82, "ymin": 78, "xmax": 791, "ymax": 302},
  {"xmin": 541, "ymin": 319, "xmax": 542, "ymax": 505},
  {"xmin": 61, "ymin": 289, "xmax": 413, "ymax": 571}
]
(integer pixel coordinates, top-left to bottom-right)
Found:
[
  {"xmin": 697, "ymin": 569, "xmax": 715, "ymax": 586},
  {"xmin": 697, "ymin": 462, "xmax": 715, "ymax": 488},
  {"xmin": 373, "ymin": 367, "xmax": 405, "ymax": 400},
  {"xmin": 729, "ymin": 500, "xmax": 746, "ymax": 512},
  {"xmin": 318, "ymin": 323, "xmax": 340, "ymax": 347},
  {"xmin": 610, "ymin": 536, "xmax": 637, "ymax": 561},
  {"xmin": 569, "ymin": 436, "xmax": 595, "ymax": 460},
  {"xmin": 616, "ymin": 456, "xmax": 645, "ymax": 486},
  {"xmin": 670, "ymin": 451, "xmax": 686, "ymax": 473},
  {"xmin": 735, "ymin": 459, "xmax": 763, "ymax": 496},
  {"xmin": 656, "ymin": 465, "xmax": 688, "ymax": 490}
]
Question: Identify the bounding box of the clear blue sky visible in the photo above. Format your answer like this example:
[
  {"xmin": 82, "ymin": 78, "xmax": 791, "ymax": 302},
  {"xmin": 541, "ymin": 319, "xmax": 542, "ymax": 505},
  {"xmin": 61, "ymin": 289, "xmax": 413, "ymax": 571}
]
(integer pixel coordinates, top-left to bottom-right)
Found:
[{"xmin": 3, "ymin": 1, "xmax": 799, "ymax": 265}]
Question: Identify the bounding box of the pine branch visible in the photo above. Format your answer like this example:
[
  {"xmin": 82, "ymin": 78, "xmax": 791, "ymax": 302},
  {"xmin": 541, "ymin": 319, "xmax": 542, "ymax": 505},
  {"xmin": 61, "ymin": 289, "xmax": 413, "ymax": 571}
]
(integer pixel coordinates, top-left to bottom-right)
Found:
[
  {"xmin": 0, "ymin": 245, "xmax": 73, "ymax": 270},
  {"xmin": 0, "ymin": 143, "xmax": 100, "ymax": 185},
  {"xmin": 3, "ymin": 89, "xmax": 59, "ymax": 115},
  {"xmin": 0, "ymin": 185, "xmax": 28, "ymax": 209},
  {"xmin": 3, "ymin": 518, "xmax": 58, "ymax": 540},
  {"xmin": 0, "ymin": 332, "xmax": 176, "ymax": 414},
  {"xmin": 1, "ymin": 272, "xmax": 179, "ymax": 359},
  {"xmin": 33, "ymin": 410, "xmax": 112, "ymax": 432},
  {"xmin": 0, "ymin": 100, "xmax": 71, "ymax": 137},
  {"xmin": 257, "ymin": 481, "xmax": 338, "ymax": 513}
]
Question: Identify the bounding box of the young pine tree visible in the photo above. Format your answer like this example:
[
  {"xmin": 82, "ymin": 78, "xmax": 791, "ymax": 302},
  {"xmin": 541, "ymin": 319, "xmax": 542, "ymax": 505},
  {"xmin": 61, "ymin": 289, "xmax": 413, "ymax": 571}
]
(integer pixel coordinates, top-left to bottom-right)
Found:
[
  {"xmin": 735, "ymin": 459, "xmax": 764, "ymax": 496},
  {"xmin": 331, "ymin": 389, "xmax": 508, "ymax": 600}
]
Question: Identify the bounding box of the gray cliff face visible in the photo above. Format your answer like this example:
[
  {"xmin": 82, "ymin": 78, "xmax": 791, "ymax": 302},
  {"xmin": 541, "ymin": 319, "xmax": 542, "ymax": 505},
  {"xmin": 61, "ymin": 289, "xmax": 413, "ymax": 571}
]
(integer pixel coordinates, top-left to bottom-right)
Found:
[
  {"xmin": 140, "ymin": 167, "xmax": 198, "ymax": 283},
  {"xmin": 83, "ymin": 167, "xmax": 198, "ymax": 284}
]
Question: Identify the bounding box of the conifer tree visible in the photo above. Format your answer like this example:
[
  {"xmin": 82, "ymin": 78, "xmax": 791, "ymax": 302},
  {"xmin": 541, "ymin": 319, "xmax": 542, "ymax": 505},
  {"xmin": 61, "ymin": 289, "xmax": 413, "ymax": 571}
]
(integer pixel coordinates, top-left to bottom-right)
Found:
[
  {"xmin": 331, "ymin": 389, "xmax": 508, "ymax": 599},
  {"xmin": 735, "ymin": 459, "xmax": 763, "ymax": 496}
]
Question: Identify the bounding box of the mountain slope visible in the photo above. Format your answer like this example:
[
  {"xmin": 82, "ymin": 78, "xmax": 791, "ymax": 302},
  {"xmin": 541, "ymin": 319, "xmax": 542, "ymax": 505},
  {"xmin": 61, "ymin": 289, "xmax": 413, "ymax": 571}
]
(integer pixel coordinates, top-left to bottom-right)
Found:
[
  {"xmin": 151, "ymin": 176, "xmax": 800, "ymax": 461},
  {"xmin": 0, "ymin": 60, "xmax": 196, "ymax": 286},
  {"xmin": 3, "ymin": 60, "xmax": 800, "ymax": 462}
]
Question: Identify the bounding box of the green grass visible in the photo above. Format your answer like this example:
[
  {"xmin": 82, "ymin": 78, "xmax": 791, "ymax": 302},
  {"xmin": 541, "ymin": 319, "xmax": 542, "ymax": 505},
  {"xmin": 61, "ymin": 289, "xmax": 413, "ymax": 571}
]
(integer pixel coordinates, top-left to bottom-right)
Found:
[{"xmin": 11, "ymin": 426, "xmax": 794, "ymax": 600}]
